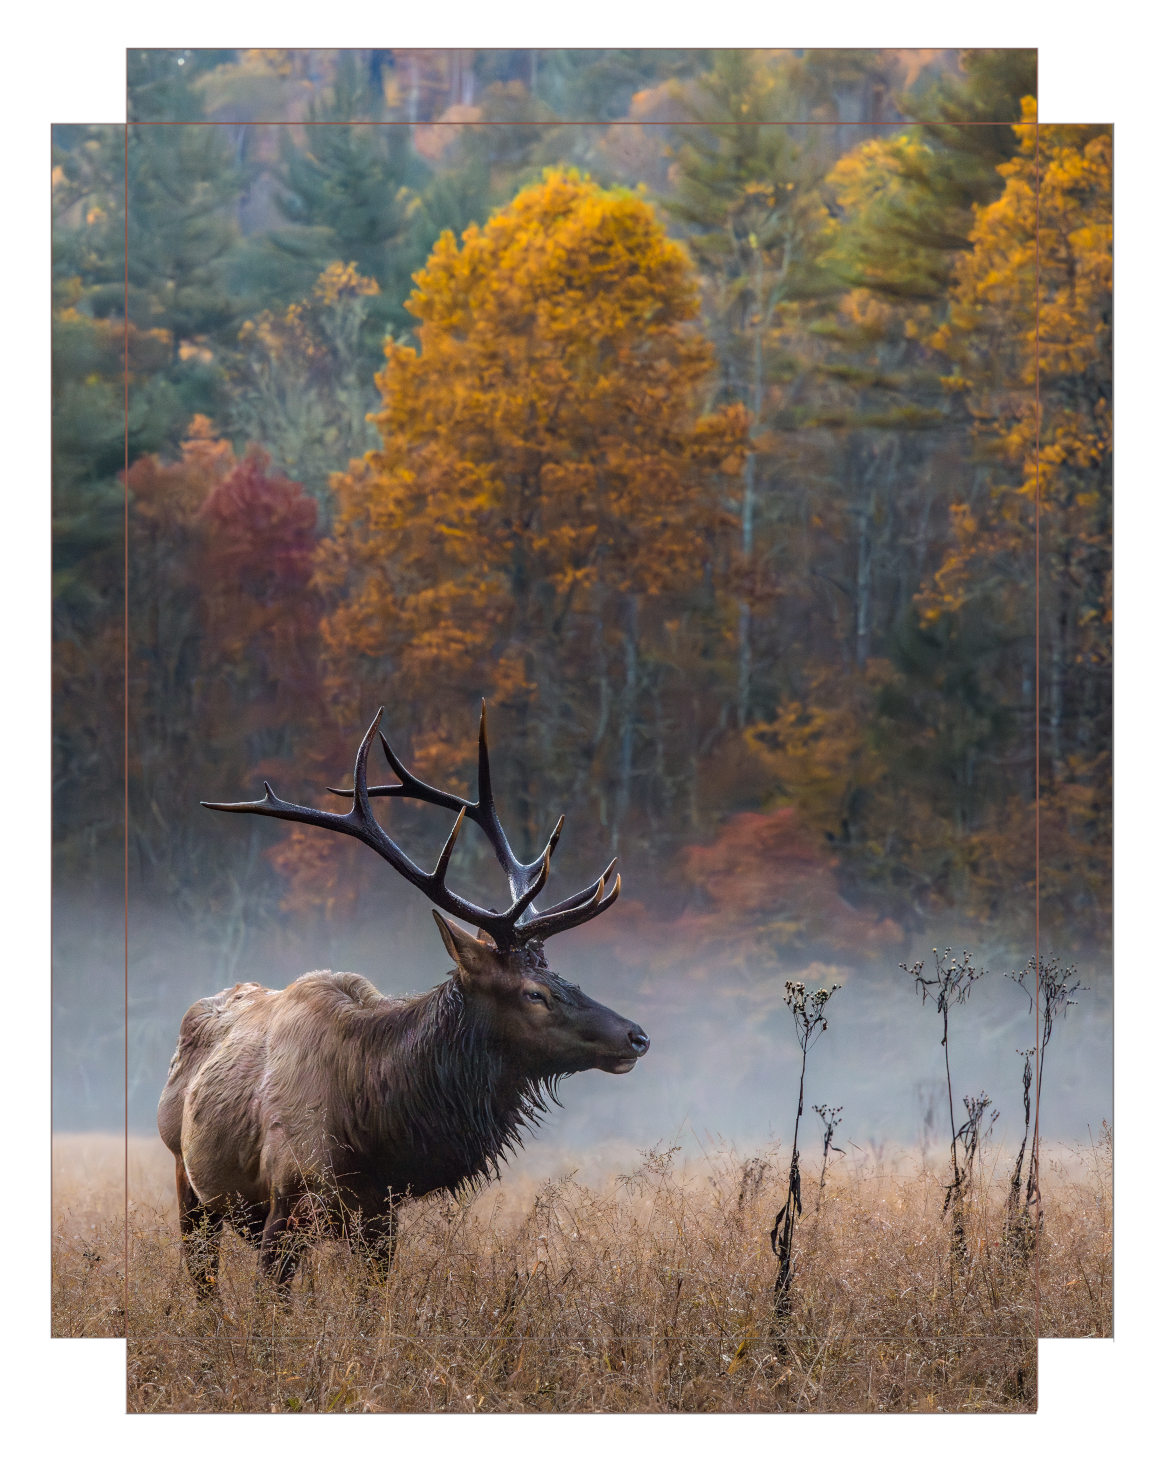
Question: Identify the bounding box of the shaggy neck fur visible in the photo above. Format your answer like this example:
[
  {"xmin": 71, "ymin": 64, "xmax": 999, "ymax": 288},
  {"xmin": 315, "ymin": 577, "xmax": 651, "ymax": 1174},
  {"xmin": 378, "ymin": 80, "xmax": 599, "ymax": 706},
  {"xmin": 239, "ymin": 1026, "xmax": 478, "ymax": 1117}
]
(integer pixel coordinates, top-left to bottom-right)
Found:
[{"xmin": 359, "ymin": 976, "xmax": 561, "ymax": 1194}]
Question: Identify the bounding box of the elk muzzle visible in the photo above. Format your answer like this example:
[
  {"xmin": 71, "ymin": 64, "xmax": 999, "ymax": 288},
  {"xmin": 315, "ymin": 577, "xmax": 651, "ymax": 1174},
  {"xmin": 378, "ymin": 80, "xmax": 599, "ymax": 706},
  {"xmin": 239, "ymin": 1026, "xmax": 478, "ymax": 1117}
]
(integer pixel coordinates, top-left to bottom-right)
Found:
[{"xmin": 593, "ymin": 1016, "xmax": 650, "ymax": 1074}]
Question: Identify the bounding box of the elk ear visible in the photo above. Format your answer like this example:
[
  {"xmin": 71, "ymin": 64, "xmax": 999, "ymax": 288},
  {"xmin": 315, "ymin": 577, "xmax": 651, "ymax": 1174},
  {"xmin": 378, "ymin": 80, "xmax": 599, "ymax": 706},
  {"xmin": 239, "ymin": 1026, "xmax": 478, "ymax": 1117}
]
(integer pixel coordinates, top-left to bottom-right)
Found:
[{"xmin": 432, "ymin": 910, "xmax": 494, "ymax": 981}]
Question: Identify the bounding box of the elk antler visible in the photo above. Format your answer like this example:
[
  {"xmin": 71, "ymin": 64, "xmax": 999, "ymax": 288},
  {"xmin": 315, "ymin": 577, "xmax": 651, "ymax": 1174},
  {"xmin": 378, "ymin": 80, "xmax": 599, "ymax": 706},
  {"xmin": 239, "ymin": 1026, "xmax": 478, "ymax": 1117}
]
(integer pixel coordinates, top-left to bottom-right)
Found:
[{"xmin": 202, "ymin": 703, "xmax": 620, "ymax": 950}]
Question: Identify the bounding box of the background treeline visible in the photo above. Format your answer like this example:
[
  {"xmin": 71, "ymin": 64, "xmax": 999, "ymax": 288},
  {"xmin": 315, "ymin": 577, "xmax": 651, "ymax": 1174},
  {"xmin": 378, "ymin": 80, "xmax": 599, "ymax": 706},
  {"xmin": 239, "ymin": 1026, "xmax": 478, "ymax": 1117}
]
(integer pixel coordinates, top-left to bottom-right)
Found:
[{"xmin": 53, "ymin": 49, "xmax": 1110, "ymax": 996}]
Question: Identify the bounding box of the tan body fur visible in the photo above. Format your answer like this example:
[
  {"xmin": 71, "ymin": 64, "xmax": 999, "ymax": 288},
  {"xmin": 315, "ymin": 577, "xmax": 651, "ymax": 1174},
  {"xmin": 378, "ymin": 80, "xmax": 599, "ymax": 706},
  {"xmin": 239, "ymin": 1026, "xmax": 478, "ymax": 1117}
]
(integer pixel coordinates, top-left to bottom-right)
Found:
[{"xmin": 159, "ymin": 973, "xmax": 400, "ymax": 1222}]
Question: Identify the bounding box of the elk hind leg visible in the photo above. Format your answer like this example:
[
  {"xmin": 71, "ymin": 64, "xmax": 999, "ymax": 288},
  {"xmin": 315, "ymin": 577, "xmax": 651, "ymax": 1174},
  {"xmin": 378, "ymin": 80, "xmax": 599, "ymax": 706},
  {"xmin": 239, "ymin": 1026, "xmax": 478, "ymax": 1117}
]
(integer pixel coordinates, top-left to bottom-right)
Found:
[{"xmin": 176, "ymin": 1155, "xmax": 223, "ymax": 1302}]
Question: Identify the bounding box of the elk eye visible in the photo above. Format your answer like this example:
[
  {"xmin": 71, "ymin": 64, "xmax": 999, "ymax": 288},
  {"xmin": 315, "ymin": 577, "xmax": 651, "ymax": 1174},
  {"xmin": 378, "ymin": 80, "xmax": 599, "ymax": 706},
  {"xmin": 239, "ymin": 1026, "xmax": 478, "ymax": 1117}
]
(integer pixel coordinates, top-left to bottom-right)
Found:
[{"xmin": 523, "ymin": 988, "xmax": 548, "ymax": 1005}]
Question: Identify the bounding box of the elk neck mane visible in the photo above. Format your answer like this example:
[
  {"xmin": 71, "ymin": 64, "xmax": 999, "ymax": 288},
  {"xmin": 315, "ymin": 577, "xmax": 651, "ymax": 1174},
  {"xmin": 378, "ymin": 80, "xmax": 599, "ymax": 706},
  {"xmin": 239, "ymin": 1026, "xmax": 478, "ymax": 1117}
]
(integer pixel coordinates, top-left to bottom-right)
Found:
[{"xmin": 355, "ymin": 970, "xmax": 567, "ymax": 1192}]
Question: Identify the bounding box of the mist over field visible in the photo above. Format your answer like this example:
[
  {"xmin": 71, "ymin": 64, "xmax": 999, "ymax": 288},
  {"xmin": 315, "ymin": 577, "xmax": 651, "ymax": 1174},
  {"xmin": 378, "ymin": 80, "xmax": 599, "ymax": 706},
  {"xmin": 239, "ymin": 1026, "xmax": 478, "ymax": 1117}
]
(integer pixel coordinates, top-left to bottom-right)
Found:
[{"xmin": 54, "ymin": 885, "xmax": 1111, "ymax": 1162}]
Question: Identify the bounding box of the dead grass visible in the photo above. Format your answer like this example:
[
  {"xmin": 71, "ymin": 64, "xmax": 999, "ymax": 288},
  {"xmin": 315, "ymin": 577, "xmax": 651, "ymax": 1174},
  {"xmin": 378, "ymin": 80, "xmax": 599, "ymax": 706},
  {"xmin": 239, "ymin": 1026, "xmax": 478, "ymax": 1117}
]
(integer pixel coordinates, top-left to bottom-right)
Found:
[{"xmin": 53, "ymin": 1128, "xmax": 1110, "ymax": 1412}]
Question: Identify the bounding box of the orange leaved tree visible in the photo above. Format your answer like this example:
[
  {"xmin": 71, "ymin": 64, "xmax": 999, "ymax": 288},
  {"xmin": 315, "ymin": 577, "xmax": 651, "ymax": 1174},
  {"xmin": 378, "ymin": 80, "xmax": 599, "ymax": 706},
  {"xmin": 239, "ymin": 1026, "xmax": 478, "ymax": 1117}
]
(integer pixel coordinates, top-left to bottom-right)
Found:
[
  {"xmin": 316, "ymin": 169, "xmax": 747, "ymax": 872},
  {"xmin": 922, "ymin": 109, "xmax": 1112, "ymax": 943}
]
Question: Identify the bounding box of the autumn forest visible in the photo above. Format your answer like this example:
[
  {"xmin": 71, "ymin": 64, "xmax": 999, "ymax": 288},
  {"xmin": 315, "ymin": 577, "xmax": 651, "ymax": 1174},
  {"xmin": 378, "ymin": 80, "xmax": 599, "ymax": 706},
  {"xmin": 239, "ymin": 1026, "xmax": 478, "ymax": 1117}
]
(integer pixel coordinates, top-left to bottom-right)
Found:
[{"xmin": 51, "ymin": 49, "xmax": 1111, "ymax": 1131}]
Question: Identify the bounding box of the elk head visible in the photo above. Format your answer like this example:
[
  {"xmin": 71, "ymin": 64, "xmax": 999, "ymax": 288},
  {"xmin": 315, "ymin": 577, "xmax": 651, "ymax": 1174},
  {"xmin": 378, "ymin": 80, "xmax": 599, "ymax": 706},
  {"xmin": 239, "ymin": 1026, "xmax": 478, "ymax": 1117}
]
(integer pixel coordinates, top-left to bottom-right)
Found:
[
  {"xmin": 202, "ymin": 703, "xmax": 649, "ymax": 1077},
  {"xmin": 432, "ymin": 911, "xmax": 648, "ymax": 1078}
]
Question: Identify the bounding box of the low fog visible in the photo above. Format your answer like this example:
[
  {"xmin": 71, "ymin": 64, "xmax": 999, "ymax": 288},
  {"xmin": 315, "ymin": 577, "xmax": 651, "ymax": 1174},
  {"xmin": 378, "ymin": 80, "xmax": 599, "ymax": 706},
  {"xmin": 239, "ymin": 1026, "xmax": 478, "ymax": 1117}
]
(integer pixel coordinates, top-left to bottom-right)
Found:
[{"xmin": 54, "ymin": 882, "xmax": 1112, "ymax": 1176}]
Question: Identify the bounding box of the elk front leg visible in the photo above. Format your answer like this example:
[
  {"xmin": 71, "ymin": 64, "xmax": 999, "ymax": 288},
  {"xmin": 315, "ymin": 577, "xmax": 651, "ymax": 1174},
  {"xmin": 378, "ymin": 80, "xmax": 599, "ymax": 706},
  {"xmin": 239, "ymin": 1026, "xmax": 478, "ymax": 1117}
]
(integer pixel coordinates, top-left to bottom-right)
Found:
[
  {"xmin": 176, "ymin": 1155, "xmax": 223, "ymax": 1302},
  {"xmin": 258, "ymin": 1191, "xmax": 304, "ymax": 1288},
  {"xmin": 358, "ymin": 1205, "xmax": 398, "ymax": 1284}
]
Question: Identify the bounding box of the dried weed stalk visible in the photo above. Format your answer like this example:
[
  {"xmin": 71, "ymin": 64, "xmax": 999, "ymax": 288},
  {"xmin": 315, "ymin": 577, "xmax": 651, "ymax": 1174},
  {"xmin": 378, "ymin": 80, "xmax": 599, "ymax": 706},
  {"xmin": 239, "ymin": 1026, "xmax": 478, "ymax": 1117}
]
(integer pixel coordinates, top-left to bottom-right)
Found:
[
  {"xmin": 954, "ymin": 1093, "xmax": 998, "ymax": 1202},
  {"xmin": 903, "ymin": 948, "xmax": 986, "ymax": 1267},
  {"xmin": 1004, "ymin": 957, "xmax": 1088, "ymax": 1259},
  {"xmin": 812, "ymin": 1105, "xmax": 844, "ymax": 1208},
  {"xmin": 769, "ymin": 981, "xmax": 838, "ymax": 1325}
]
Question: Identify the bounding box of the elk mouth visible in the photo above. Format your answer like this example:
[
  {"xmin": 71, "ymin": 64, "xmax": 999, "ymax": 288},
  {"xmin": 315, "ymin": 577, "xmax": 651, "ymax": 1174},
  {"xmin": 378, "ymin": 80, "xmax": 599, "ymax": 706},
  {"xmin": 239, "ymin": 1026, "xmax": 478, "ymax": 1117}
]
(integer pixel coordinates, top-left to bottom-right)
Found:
[{"xmin": 601, "ymin": 1055, "xmax": 638, "ymax": 1075}]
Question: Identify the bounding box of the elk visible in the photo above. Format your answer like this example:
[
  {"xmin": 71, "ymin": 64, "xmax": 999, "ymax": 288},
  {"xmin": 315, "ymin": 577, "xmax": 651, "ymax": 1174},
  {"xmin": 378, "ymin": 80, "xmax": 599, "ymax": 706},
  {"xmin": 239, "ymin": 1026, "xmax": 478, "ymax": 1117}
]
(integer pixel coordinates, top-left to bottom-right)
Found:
[{"xmin": 157, "ymin": 704, "xmax": 648, "ymax": 1296}]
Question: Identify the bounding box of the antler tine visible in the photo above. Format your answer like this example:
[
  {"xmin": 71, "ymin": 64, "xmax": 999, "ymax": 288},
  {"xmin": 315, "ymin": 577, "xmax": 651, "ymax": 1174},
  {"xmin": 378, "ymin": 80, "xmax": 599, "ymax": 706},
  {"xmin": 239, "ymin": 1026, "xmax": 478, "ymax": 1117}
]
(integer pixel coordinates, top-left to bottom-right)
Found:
[
  {"xmin": 519, "ymin": 870, "xmax": 621, "ymax": 943},
  {"xmin": 202, "ymin": 779, "xmax": 285, "ymax": 816},
  {"xmin": 560, "ymin": 870, "xmax": 609, "ymax": 923},
  {"xmin": 327, "ymin": 728, "xmax": 465, "ymax": 815},
  {"xmin": 532, "ymin": 857, "xmax": 617, "ymax": 921},
  {"xmin": 351, "ymin": 707, "xmax": 384, "ymax": 813},
  {"xmin": 469, "ymin": 699, "xmax": 538, "ymax": 901},
  {"xmin": 203, "ymin": 709, "xmax": 385, "ymax": 824},
  {"xmin": 477, "ymin": 699, "xmax": 494, "ymax": 811},
  {"xmin": 378, "ymin": 727, "xmax": 413, "ymax": 787},
  {"xmin": 432, "ymin": 806, "xmax": 466, "ymax": 887}
]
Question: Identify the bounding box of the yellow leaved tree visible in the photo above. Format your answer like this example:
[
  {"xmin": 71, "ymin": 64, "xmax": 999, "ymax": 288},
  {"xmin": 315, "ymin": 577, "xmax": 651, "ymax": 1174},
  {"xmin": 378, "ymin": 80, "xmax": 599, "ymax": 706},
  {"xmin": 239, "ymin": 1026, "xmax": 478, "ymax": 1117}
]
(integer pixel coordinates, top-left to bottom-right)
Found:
[{"xmin": 315, "ymin": 169, "xmax": 747, "ymax": 873}]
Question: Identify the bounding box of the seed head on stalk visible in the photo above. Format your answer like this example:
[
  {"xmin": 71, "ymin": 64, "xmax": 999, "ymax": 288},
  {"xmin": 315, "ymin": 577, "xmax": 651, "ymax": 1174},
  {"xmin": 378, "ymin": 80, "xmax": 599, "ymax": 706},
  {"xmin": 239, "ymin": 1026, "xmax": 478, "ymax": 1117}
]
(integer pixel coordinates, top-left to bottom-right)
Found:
[
  {"xmin": 785, "ymin": 980, "xmax": 840, "ymax": 1049},
  {"xmin": 813, "ymin": 1104, "xmax": 844, "ymax": 1206}
]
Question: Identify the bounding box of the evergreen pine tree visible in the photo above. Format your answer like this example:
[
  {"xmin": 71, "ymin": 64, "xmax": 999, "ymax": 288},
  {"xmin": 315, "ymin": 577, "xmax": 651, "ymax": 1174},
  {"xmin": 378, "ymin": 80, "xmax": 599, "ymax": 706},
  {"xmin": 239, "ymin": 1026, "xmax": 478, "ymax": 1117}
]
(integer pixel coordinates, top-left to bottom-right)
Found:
[{"xmin": 268, "ymin": 54, "xmax": 432, "ymax": 351}]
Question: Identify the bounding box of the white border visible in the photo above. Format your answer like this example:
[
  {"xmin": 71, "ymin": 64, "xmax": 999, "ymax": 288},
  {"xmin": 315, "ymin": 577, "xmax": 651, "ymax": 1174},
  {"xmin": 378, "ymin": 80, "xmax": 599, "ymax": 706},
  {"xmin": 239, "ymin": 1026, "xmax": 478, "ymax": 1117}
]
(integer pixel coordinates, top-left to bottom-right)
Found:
[{"xmin": 13, "ymin": 6, "xmax": 1154, "ymax": 1458}]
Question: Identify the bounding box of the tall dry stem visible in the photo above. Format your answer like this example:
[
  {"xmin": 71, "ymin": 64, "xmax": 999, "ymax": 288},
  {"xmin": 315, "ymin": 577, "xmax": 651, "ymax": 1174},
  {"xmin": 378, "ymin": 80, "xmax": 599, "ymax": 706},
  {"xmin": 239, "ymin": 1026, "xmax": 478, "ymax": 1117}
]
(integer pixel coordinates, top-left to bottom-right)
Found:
[
  {"xmin": 903, "ymin": 948, "xmax": 986, "ymax": 1277},
  {"xmin": 1004, "ymin": 956, "xmax": 1087, "ymax": 1261},
  {"xmin": 769, "ymin": 981, "xmax": 838, "ymax": 1326}
]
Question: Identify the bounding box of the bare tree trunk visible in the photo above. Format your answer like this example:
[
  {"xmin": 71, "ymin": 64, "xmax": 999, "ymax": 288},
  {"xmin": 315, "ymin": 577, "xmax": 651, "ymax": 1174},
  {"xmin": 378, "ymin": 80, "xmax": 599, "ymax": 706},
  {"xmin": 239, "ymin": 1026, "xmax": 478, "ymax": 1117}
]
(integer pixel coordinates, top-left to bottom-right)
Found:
[
  {"xmin": 1047, "ymin": 602, "xmax": 1068, "ymax": 782},
  {"xmin": 515, "ymin": 650, "xmax": 537, "ymax": 859},
  {"xmin": 742, "ymin": 449, "xmax": 756, "ymax": 550},
  {"xmin": 594, "ymin": 610, "xmax": 611, "ymax": 746},
  {"xmin": 855, "ymin": 484, "xmax": 876, "ymax": 671}
]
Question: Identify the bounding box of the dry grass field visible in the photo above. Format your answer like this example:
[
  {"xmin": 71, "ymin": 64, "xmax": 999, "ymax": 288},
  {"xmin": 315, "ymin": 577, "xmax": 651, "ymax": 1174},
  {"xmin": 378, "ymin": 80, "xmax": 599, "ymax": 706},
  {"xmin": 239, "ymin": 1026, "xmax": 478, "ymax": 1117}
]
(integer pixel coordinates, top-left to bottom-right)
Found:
[{"xmin": 52, "ymin": 1127, "xmax": 1110, "ymax": 1413}]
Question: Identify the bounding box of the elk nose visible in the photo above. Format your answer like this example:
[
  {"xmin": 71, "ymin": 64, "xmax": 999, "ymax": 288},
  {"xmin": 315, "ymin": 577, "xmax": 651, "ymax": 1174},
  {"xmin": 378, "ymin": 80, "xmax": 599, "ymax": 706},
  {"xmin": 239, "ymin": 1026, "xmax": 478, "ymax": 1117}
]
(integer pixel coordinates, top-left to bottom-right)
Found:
[{"xmin": 627, "ymin": 1026, "xmax": 650, "ymax": 1056}]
